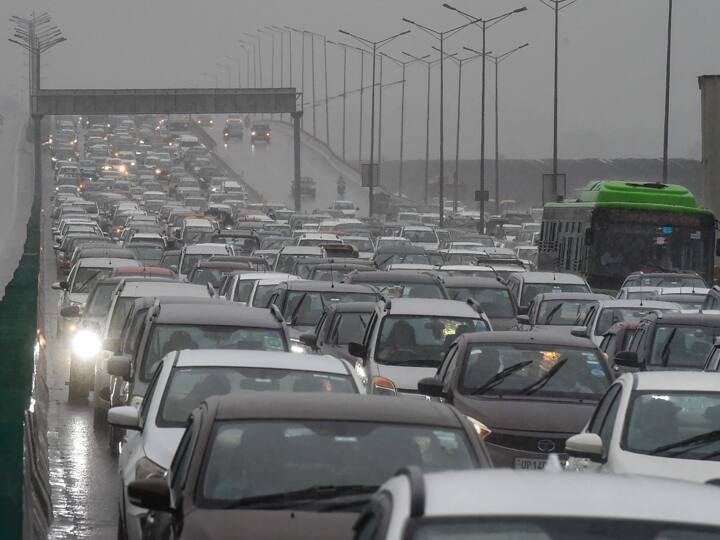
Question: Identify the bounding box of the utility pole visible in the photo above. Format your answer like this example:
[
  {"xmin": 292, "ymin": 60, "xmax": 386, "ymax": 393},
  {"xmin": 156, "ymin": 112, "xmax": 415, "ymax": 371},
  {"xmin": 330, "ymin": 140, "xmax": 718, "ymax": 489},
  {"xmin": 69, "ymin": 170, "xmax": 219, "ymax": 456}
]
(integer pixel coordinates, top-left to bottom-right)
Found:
[
  {"xmin": 340, "ymin": 28, "xmax": 410, "ymax": 217},
  {"xmin": 378, "ymin": 55, "xmax": 383, "ymax": 186},
  {"xmin": 329, "ymin": 40, "xmax": 356, "ymax": 160},
  {"xmin": 662, "ymin": 0, "xmax": 673, "ymax": 183},
  {"xmin": 286, "ymin": 27, "xmax": 307, "ymax": 129},
  {"xmin": 444, "ymin": 3, "xmax": 527, "ymax": 229}
]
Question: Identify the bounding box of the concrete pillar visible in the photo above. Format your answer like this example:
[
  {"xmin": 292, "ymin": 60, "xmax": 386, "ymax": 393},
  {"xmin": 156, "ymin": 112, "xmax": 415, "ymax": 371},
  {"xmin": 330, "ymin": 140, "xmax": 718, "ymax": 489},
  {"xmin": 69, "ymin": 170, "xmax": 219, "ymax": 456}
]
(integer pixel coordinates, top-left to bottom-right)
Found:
[{"xmin": 699, "ymin": 75, "xmax": 720, "ymax": 215}]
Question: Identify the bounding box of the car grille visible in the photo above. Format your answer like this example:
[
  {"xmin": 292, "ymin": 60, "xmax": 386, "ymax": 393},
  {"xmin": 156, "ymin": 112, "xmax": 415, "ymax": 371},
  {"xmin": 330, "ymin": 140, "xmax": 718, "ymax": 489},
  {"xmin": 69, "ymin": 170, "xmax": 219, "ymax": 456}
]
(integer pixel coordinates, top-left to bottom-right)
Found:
[{"xmin": 487, "ymin": 431, "xmax": 567, "ymax": 454}]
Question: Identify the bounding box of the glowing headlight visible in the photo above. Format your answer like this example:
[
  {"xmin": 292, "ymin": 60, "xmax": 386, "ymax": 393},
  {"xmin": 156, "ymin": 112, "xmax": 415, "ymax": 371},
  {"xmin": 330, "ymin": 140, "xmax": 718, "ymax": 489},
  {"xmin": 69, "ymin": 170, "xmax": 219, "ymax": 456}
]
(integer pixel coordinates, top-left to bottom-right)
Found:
[
  {"xmin": 251, "ymin": 131, "xmax": 256, "ymax": 136},
  {"xmin": 155, "ymin": 168, "xmax": 162, "ymax": 175},
  {"xmin": 290, "ymin": 340, "xmax": 307, "ymax": 354},
  {"xmin": 71, "ymin": 329, "xmax": 102, "ymax": 359},
  {"xmin": 130, "ymin": 161, "xmax": 136, "ymax": 167},
  {"xmin": 118, "ymin": 165, "xmax": 127, "ymax": 173},
  {"xmin": 466, "ymin": 416, "xmax": 492, "ymax": 440}
]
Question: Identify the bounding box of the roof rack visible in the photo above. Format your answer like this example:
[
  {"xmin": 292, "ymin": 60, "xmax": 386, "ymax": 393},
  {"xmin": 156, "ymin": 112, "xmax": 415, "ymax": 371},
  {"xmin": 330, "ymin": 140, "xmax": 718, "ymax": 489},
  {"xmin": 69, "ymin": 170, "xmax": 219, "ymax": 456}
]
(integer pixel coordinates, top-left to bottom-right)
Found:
[{"xmin": 396, "ymin": 466, "xmax": 425, "ymax": 518}]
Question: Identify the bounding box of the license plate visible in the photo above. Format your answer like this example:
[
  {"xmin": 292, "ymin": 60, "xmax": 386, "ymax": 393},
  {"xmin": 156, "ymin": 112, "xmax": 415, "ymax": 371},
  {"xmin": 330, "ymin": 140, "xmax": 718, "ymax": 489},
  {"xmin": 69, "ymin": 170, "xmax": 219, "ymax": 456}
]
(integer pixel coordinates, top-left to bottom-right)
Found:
[{"xmin": 514, "ymin": 457, "xmax": 547, "ymax": 470}]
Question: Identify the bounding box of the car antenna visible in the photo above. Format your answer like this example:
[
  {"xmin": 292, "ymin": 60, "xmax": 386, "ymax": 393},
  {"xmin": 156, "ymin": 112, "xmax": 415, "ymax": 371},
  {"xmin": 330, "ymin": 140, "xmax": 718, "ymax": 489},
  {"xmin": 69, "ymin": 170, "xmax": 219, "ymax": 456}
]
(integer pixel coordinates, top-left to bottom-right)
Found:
[{"xmin": 330, "ymin": 265, "xmax": 335, "ymax": 289}]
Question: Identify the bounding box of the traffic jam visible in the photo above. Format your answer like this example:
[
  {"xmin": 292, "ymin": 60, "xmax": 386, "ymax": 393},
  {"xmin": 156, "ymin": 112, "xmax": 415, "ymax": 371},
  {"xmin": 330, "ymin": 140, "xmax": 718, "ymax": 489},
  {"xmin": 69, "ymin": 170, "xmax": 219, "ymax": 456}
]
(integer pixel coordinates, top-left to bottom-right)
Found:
[{"xmin": 49, "ymin": 114, "xmax": 720, "ymax": 539}]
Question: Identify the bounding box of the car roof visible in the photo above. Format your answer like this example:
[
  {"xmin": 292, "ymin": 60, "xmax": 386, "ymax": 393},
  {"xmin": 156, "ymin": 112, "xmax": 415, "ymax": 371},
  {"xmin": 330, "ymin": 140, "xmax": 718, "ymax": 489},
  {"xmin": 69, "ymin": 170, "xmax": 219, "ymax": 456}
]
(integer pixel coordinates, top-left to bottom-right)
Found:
[
  {"xmin": 347, "ymin": 270, "xmax": 441, "ymax": 284},
  {"xmin": 326, "ymin": 301, "xmax": 377, "ymax": 314},
  {"xmin": 441, "ymin": 276, "xmax": 510, "ymax": 289},
  {"xmin": 281, "ymin": 281, "xmax": 376, "ymax": 293},
  {"xmin": 182, "ymin": 243, "xmax": 229, "ymax": 254},
  {"xmin": 595, "ymin": 299, "xmax": 679, "ymax": 309},
  {"xmin": 648, "ymin": 311, "xmax": 720, "ymax": 326},
  {"xmin": 386, "ymin": 298, "xmax": 480, "ymax": 318},
  {"xmin": 403, "ymin": 470, "xmax": 720, "ymax": 524},
  {"xmin": 173, "ymin": 350, "xmax": 346, "ymax": 373},
  {"xmin": 155, "ymin": 303, "xmax": 282, "ymax": 326},
  {"xmin": 117, "ymin": 281, "xmax": 209, "ymax": 297},
  {"xmin": 511, "ymin": 272, "xmax": 587, "ymax": 284},
  {"xmin": 533, "ymin": 292, "xmax": 611, "ymax": 302},
  {"xmin": 210, "ymin": 393, "xmax": 464, "ymax": 426},
  {"xmin": 627, "ymin": 371, "xmax": 720, "ymax": 391},
  {"xmin": 279, "ymin": 246, "xmax": 324, "ymax": 255},
  {"xmin": 461, "ymin": 330, "xmax": 597, "ymax": 348},
  {"xmin": 78, "ymin": 257, "xmax": 141, "ymax": 268}
]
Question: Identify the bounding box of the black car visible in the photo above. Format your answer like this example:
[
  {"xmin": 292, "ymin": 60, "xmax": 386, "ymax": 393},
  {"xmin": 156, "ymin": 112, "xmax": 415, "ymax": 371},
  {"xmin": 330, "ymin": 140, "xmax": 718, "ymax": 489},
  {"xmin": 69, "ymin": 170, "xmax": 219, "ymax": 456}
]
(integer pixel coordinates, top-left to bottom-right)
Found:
[
  {"xmin": 344, "ymin": 270, "xmax": 448, "ymax": 300},
  {"xmin": 250, "ymin": 123, "xmax": 271, "ymax": 143},
  {"xmin": 223, "ymin": 121, "xmax": 244, "ymax": 139},
  {"xmin": 299, "ymin": 301, "xmax": 375, "ymax": 362},
  {"xmin": 418, "ymin": 331, "xmax": 613, "ymax": 468},
  {"xmin": 614, "ymin": 312, "xmax": 720, "ymax": 372},
  {"xmin": 518, "ymin": 292, "xmax": 611, "ymax": 330},
  {"xmin": 442, "ymin": 276, "xmax": 518, "ymax": 330},
  {"xmin": 133, "ymin": 393, "xmax": 492, "ymax": 540},
  {"xmin": 308, "ymin": 261, "xmax": 375, "ymax": 281}
]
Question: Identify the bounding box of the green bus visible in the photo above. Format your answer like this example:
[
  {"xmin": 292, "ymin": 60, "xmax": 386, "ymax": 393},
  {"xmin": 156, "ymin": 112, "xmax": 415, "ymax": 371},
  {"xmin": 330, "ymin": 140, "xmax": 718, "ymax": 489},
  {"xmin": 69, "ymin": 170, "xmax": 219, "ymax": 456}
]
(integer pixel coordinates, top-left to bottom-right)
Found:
[{"xmin": 538, "ymin": 181, "xmax": 716, "ymax": 291}]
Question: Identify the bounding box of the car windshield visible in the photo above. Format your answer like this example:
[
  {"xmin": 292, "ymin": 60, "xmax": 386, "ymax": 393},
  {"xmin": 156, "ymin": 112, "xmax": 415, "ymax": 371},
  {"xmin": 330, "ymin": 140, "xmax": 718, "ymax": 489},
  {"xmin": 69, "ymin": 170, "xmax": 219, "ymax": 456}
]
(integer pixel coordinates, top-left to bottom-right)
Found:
[
  {"xmin": 129, "ymin": 245, "xmax": 163, "ymax": 263},
  {"xmin": 520, "ymin": 283, "xmax": 589, "ymax": 306},
  {"xmin": 158, "ymin": 367, "xmax": 357, "ymax": 427},
  {"xmin": 404, "ymin": 230, "xmax": 437, "ymax": 243},
  {"xmin": 181, "ymin": 253, "xmax": 212, "ymax": 274},
  {"xmin": 447, "ymin": 287, "xmax": 515, "ymax": 319},
  {"xmin": 459, "ymin": 344, "xmax": 610, "ymax": 399},
  {"xmin": 141, "ymin": 324, "xmax": 287, "ymax": 381},
  {"xmin": 537, "ymin": 300, "xmax": 598, "ymax": 326},
  {"xmin": 276, "ymin": 253, "xmax": 320, "ymax": 273},
  {"xmin": 365, "ymin": 282, "xmax": 445, "ymax": 300},
  {"xmin": 190, "ymin": 268, "xmax": 238, "ymax": 288},
  {"xmin": 624, "ymin": 391, "xmax": 720, "ymax": 461},
  {"xmin": 250, "ymin": 284, "xmax": 276, "ymax": 307},
  {"xmin": 84, "ymin": 282, "xmax": 118, "ymax": 317},
  {"xmin": 376, "ymin": 316, "xmax": 489, "ymax": 367},
  {"xmin": 649, "ymin": 325, "xmax": 720, "ymax": 369},
  {"xmin": 595, "ymin": 307, "xmax": 675, "ymax": 336},
  {"xmin": 283, "ymin": 290, "xmax": 377, "ymax": 327},
  {"xmin": 409, "ymin": 517, "xmax": 720, "ymax": 539},
  {"xmin": 344, "ymin": 239, "xmax": 373, "ymax": 251},
  {"xmin": 625, "ymin": 275, "xmax": 706, "ymax": 288},
  {"xmin": 72, "ymin": 267, "xmax": 115, "ymax": 293},
  {"xmin": 200, "ymin": 420, "xmax": 475, "ymax": 508}
]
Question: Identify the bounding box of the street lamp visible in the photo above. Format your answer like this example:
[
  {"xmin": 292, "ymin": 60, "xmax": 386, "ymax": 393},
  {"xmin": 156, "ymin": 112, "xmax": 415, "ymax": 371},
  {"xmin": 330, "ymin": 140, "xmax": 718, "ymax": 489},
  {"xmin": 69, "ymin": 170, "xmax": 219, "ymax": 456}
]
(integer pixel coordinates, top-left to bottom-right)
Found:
[
  {"xmin": 216, "ymin": 61, "xmax": 231, "ymax": 87},
  {"xmin": 258, "ymin": 28, "xmax": 275, "ymax": 88},
  {"xmin": 243, "ymin": 32, "xmax": 263, "ymax": 86},
  {"xmin": 536, "ymin": 0, "xmax": 578, "ymax": 192},
  {"xmin": 339, "ymin": 28, "xmax": 411, "ymax": 217},
  {"xmin": 402, "ymin": 16, "xmax": 481, "ymax": 226},
  {"xmin": 329, "ymin": 40, "xmax": 357, "ymax": 161},
  {"xmin": 444, "ymin": 3, "xmax": 526, "ymax": 229},
  {"xmin": 286, "ymin": 26, "xmax": 307, "ymax": 129},
  {"xmin": 662, "ymin": 0, "xmax": 672, "ymax": 183},
  {"xmin": 403, "ymin": 51, "xmax": 444, "ymax": 206},
  {"xmin": 468, "ymin": 43, "xmax": 529, "ymax": 214},
  {"xmin": 237, "ymin": 41, "xmax": 252, "ymax": 87},
  {"xmin": 382, "ymin": 52, "xmax": 429, "ymax": 198},
  {"xmin": 224, "ymin": 55, "xmax": 242, "ymax": 87}
]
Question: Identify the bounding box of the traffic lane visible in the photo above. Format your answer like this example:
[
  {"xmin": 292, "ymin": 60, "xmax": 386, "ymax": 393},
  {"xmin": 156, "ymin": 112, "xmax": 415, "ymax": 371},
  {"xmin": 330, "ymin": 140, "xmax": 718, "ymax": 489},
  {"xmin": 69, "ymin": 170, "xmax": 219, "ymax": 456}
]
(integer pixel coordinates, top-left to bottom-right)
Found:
[
  {"xmin": 207, "ymin": 120, "xmax": 368, "ymax": 215},
  {"xmin": 43, "ymin": 155, "xmax": 119, "ymax": 540}
]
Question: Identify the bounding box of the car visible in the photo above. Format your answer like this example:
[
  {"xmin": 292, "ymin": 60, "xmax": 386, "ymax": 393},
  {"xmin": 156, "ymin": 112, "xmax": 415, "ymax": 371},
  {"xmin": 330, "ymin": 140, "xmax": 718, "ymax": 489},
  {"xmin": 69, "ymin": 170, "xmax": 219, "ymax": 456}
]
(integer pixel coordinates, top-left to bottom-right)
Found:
[
  {"xmin": 219, "ymin": 272, "xmax": 300, "ymax": 304},
  {"xmin": 344, "ymin": 270, "xmax": 448, "ymax": 300},
  {"xmin": 517, "ymin": 292, "xmax": 612, "ymax": 331},
  {"xmin": 374, "ymin": 245, "xmax": 441, "ymax": 270},
  {"xmin": 435, "ymin": 264, "xmax": 498, "ymax": 279},
  {"xmin": 328, "ymin": 200, "xmax": 359, "ymax": 219},
  {"xmin": 442, "ymin": 276, "xmax": 518, "ymax": 330},
  {"xmin": 130, "ymin": 393, "xmax": 492, "ymax": 540},
  {"xmin": 249, "ymin": 123, "xmax": 271, "ymax": 143},
  {"xmin": 111, "ymin": 349, "xmax": 362, "ymax": 540},
  {"xmin": 186, "ymin": 261, "xmax": 257, "ymax": 288},
  {"xmin": 360, "ymin": 467, "xmax": 720, "ymax": 540},
  {"xmin": 307, "ymin": 261, "xmax": 375, "ymax": 281},
  {"xmin": 566, "ymin": 372, "xmax": 720, "ymax": 482},
  {"xmin": 274, "ymin": 245, "xmax": 325, "ymax": 272},
  {"xmin": 349, "ymin": 297, "xmax": 491, "ymax": 395},
  {"xmin": 399, "ymin": 225, "xmax": 440, "ymax": 250},
  {"xmin": 647, "ymin": 287, "xmax": 710, "ymax": 311},
  {"xmin": 614, "ymin": 312, "xmax": 720, "ymax": 372},
  {"xmin": 177, "ymin": 243, "xmax": 233, "ymax": 280},
  {"xmin": 621, "ymin": 271, "xmax": 707, "ymax": 290},
  {"xmin": 299, "ymin": 301, "xmax": 375, "ymax": 362},
  {"xmin": 126, "ymin": 242, "xmax": 165, "ymax": 267},
  {"xmin": 417, "ymin": 330, "xmax": 613, "ymax": 469},
  {"xmin": 615, "ymin": 285, "xmax": 663, "ymax": 300},
  {"xmin": 577, "ymin": 299, "xmax": 680, "ymax": 346},
  {"xmin": 505, "ymin": 271, "xmax": 592, "ymax": 315},
  {"xmin": 223, "ymin": 121, "xmax": 244, "ymax": 139}
]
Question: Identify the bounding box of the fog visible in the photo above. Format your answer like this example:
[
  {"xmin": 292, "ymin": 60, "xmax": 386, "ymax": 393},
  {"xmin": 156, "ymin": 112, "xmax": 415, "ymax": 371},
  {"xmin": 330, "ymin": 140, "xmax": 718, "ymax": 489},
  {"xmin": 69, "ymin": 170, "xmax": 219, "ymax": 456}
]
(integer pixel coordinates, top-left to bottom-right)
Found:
[{"xmin": 2, "ymin": 0, "xmax": 719, "ymax": 161}]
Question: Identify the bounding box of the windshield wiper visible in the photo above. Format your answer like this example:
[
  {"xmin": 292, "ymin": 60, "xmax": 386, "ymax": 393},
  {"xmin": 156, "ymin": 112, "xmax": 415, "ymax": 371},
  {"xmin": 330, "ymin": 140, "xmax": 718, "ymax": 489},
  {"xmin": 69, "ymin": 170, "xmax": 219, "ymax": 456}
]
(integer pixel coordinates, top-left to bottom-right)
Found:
[
  {"xmin": 650, "ymin": 430, "xmax": 720, "ymax": 457},
  {"xmin": 386, "ymin": 358, "xmax": 438, "ymax": 367},
  {"xmin": 520, "ymin": 358, "xmax": 568, "ymax": 395},
  {"xmin": 288, "ymin": 292, "xmax": 308, "ymax": 325},
  {"xmin": 223, "ymin": 484, "xmax": 377, "ymax": 510},
  {"xmin": 659, "ymin": 327, "xmax": 678, "ymax": 367},
  {"xmin": 471, "ymin": 360, "xmax": 533, "ymax": 396},
  {"xmin": 543, "ymin": 304, "xmax": 563, "ymax": 325}
]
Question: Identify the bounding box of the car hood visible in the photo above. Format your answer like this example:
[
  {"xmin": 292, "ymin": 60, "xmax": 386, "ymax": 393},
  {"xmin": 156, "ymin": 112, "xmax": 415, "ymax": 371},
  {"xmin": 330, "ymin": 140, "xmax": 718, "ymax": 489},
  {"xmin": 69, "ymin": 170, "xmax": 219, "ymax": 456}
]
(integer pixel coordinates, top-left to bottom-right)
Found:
[
  {"xmin": 144, "ymin": 427, "xmax": 185, "ymax": 469},
  {"xmin": 608, "ymin": 449, "xmax": 720, "ymax": 483},
  {"xmin": 181, "ymin": 509, "xmax": 358, "ymax": 540},
  {"xmin": 453, "ymin": 393, "xmax": 597, "ymax": 434},
  {"xmin": 375, "ymin": 363, "xmax": 438, "ymax": 393}
]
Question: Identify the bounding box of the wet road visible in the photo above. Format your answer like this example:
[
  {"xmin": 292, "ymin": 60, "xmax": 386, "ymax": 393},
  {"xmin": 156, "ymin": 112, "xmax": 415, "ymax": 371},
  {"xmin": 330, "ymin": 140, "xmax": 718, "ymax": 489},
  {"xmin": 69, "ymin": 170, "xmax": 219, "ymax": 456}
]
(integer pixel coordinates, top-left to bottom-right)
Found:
[
  {"xmin": 44, "ymin": 159, "xmax": 118, "ymax": 540},
  {"xmin": 206, "ymin": 118, "xmax": 368, "ymax": 215}
]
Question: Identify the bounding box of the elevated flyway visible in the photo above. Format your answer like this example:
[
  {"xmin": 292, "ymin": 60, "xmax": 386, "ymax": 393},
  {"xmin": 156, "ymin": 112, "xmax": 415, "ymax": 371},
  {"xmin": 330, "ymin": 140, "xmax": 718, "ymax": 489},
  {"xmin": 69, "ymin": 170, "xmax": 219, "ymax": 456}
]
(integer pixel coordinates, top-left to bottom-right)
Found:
[{"xmin": 204, "ymin": 117, "xmax": 368, "ymax": 215}]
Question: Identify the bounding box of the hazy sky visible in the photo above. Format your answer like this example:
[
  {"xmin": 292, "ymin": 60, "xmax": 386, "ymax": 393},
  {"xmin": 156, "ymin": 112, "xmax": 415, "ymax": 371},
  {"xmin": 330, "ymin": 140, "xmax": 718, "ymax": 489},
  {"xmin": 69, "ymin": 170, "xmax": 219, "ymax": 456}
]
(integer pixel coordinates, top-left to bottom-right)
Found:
[{"xmin": 2, "ymin": 0, "xmax": 719, "ymax": 161}]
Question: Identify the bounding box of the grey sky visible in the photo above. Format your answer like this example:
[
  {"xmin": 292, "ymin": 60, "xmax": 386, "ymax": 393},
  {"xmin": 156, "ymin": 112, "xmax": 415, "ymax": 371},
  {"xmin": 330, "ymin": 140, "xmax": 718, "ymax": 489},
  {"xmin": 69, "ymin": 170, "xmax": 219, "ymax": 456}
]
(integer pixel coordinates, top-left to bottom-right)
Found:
[{"xmin": 3, "ymin": 0, "xmax": 719, "ymax": 161}]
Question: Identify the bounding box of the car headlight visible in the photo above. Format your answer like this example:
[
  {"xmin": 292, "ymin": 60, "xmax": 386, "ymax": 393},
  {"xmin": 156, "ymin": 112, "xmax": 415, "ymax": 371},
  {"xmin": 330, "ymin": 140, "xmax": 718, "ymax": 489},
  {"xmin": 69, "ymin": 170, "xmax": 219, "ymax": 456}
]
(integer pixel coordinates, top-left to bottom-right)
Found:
[
  {"xmin": 251, "ymin": 131, "xmax": 256, "ymax": 136},
  {"xmin": 466, "ymin": 416, "xmax": 492, "ymax": 440},
  {"xmin": 290, "ymin": 341, "xmax": 307, "ymax": 354},
  {"xmin": 155, "ymin": 168, "xmax": 162, "ymax": 175},
  {"xmin": 135, "ymin": 457, "xmax": 165, "ymax": 481},
  {"xmin": 71, "ymin": 329, "xmax": 102, "ymax": 359}
]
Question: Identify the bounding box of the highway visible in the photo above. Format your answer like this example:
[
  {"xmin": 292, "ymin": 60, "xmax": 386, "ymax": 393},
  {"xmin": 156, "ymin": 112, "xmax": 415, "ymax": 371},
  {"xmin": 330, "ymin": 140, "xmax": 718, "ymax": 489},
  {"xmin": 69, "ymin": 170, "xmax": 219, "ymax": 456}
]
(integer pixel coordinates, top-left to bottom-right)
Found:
[{"xmin": 205, "ymin": 117, "xmax": 368, "ymax": 215}]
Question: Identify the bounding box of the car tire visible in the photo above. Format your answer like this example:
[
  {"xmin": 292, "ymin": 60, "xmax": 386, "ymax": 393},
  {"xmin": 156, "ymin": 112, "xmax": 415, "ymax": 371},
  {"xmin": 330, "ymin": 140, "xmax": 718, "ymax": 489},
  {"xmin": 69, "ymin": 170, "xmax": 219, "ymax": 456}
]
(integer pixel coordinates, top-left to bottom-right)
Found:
[{"xmin": 108, "ymin": 425, "xmax": 121, "ymax": 456}]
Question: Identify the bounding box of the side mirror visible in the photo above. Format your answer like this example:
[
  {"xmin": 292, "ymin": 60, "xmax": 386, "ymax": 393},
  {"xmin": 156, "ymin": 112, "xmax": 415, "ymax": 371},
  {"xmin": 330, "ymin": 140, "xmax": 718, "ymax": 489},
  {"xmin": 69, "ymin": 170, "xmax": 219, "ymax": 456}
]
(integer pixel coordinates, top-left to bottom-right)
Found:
[
  {"xmin": 417, "ymin": 377, "xmax": 445, "ymax": 398},
  {"xmin": 613, "ymin": 350, "xmax": 643, "ymax": 369},
  {"xmin": 516, "ymin": 314, "xmax": 530, "ymax": 326},
  {"xmin": 517, "ymin": 305, "xmax": 529, "ymax": 315},
  {"xmin": 348, "ymin": 341, "xmax": 366, "ymax": 359},
  {"xmin": 106, "ymin": 354, "xmax": 131, "ymax": 379},
  {"xmin": 107, "ymin": 406, "xmax": 141, "ymax": 431},
  {"xmin": 566, "ymin": 433, "xmax": 605, "ymax": 463},
  {"xmin": 60, "ymin": 305, "xmax": 81, "ymax": 318},
  {"xmin": 127, "ymin": 478, "xmax": 171, "ymax": 512},
  {"xmin": 104, "ymin": 337, "xmax": 121, "ymax": 354},
  {"xmin": 299, "ymin": 333, "xmax": 318, "ymax": 350},
  {"xmin": 371, "ymin": 376, "xmax": 397, "ymax": 396},
  {"xmin": 570, "ymin": 327, "xmax": 589, "ymax": 338},
  {"xmin": 52, "ymin": 281, "xmax": 69, "ymax": 291}
]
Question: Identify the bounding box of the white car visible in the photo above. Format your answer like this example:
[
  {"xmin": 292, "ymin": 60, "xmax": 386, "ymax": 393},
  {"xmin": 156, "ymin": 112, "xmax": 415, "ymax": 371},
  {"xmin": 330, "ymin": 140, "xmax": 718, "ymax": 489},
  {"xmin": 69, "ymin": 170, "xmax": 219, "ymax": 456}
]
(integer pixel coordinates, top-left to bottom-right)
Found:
[
  {"xmin": 400, "ymin": 225, "xmax": 439, "ymax": 250},
  {"xmin": 177, "ymin": 242, "xmax": 233, "ymax": 280},
  {"xmin": 566, "ymin": 371, "xmax": 720, "ymax": 483},
  {"xmin": 110, "ymin": 349, "xmax": 364, "ymax": 540},
  {"xmin": 364, "ymin": 467, "xmax": 720, "ymax": 539}
]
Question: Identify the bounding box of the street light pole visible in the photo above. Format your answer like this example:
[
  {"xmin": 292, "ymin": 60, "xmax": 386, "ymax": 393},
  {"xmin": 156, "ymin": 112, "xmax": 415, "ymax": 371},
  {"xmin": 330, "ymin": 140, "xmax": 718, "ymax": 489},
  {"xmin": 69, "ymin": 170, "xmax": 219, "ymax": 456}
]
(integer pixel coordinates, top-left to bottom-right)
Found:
[
  {"xmin": 329, "ymin": 40, "xmax": 355, "ymax": 160},
  {"xmin": 243, "ymin": 32, "xmax": 263, "ymax": 87},
  {"xmin": 444, "ymin": 4, "xmax": 527, "ymax": 229},
  {"xmin": 238, "ymin": 42, "xmax": 252, "ymax": 86},
  {"xmin": 340, "ymin": 28, "xmax": 411, "ymax": 217},
  {"xmin": 224, "ymin": 55, "xmax": 241, "ymax": 87},
  {"xmin": 286, "ymin": 27, "xmax": 307, "ymax": 129},
  {"xmin": 662, "ymin": 0, "xmax": 673, "ymax": 184}
]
